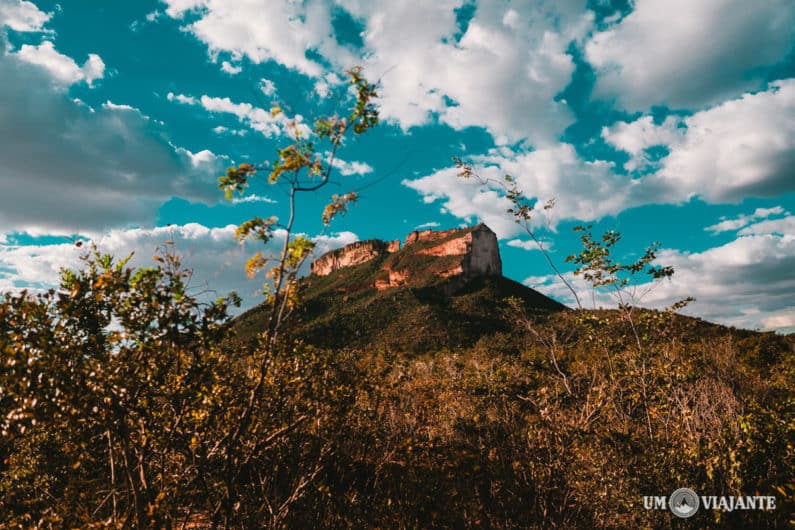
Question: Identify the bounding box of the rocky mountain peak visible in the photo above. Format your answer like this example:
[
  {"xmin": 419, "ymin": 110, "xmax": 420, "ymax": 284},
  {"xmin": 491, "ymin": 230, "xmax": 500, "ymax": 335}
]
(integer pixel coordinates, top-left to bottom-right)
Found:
[{"xmin": 310, "ymin": 224, "xmax": 502, "ymax": 289}]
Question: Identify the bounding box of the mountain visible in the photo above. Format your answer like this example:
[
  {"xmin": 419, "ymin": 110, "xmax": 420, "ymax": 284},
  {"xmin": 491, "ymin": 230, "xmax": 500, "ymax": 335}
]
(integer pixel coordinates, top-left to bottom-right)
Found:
[{"xmin": 231, "ymin": 223, "xmax": 566, "ymax": 352}]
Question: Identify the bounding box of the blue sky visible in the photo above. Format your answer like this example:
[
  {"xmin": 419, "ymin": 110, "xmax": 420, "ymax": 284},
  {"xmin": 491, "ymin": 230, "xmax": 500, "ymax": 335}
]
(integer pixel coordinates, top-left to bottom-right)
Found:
[{"xmin": 0, "ymin": 0, "xmax": 793, "ymax": 332}]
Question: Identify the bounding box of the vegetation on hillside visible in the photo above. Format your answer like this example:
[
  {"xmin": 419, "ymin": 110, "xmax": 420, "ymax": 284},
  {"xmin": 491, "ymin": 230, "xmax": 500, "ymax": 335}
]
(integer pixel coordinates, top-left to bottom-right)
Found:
[{"xmin": 0, "ymin": 69, "xmax": 792, "ymax": 529}]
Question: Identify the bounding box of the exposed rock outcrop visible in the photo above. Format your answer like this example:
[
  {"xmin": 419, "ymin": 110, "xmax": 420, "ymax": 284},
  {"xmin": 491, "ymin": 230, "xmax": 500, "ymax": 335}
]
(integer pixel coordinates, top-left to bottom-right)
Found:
[
  {"xmin": 310, "ymin": 223, "xmax": 502, "ymax": 291},
  {"xmin": 310, "ymin": 239, "xmax": 400, "ymax": 276},
  {"xmin": 404, "ymin": 228, "xmax": 460, "ymax": 246}
]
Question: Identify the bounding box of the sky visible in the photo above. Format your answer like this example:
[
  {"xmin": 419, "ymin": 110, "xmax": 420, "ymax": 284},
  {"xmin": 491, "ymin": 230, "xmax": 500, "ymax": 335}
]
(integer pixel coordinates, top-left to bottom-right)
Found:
[{"xmin": 0, "ymin": 0, "xmax": 793, "ymax": 332}]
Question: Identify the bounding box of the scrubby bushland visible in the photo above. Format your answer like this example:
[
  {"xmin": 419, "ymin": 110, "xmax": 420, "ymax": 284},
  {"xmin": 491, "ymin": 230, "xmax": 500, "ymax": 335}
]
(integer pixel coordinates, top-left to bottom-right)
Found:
[
  {"xmin": 2, "ymin": 251, "xmax": 791, "ymax": 529},
  {"xmin": 1, "ymin": 69, "xmax": 792, "ymax": 528},
  {"xmin": 305, "ymin": 309, "xmax": 792, "ymax": 529}
]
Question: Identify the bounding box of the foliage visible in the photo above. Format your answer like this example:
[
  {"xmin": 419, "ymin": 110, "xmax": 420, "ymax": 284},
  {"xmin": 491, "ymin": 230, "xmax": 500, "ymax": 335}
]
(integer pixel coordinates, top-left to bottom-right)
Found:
[
  {"xmin": 1, "ymin": 68, "xmax": 791, "ymax": 529},
  {"xmin": 0, "ymin": 245, "xmax": 238, "ymax": 527},
  {"xmin": 453, "ymin": 157, "xmax": 582, "ymax": 309},
  {"xmin": 445, "ymin": 155, "xmax": 792, "ymax": 528},
  {"xmin": 3, "ymin": 256, "xmax": 791, "ymax": 528},
  {"xmin": 219, "ymin": 67, "xmax": 379, "ymax": 343}
]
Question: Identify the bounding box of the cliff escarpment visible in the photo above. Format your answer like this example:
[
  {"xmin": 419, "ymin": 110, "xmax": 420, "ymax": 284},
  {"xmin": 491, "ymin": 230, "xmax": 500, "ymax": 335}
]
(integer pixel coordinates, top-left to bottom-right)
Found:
[
  {"xmin": 232, "ymin": 223, "xmax": 565, "ymax": 351},
  {"xmin": 310, "ymin": 223, "xmax": 502, "ymax": 290}
]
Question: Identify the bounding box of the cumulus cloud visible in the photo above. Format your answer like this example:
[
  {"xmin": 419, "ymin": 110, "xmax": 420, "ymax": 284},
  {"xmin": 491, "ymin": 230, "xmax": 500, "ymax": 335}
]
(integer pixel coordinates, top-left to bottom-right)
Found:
[
  {"xmin": 507, "ymin": 238, "xmax": 553, "ymax": 251},
  {"xmin": 2, "ymin": 3, "xmax": 104, "ymax": 87},
  {"xmin": 167, "ymin": 92, "xmax": 197, "ymax": 105},
  {"xmin": 403, "ymin": 167, "xmax": 519, "ymax": 238},
  {"xmin": 0, "ymin": 223, "xmax": 359, "ymax": 311},
  {"xmin": 737, "ymin": 215, "xmax": 795, "ymax": 237},
  {"xmin": 343, "ymin": 0, "xmax": 592, "ymax": 144},
  {"xmin": 258, "ymin": 78, "xmax": 276, "ymax": 96},
  {"xmin": 601, "ymin": 115, "xmax": 681, "ymax": 172},
  {"xmin": 406, "ymin": 77, "xmax": 795, "ymax": 234},
  {"xmin": 404, "ymin": 143, "xmax": 624, "ymax": 237},
  {"xmin": 220, "ymin": 60, "xmax": 242, "ymax": 75},
  {"xmin": 0, "ymin": 0, "xmax": 51, "ymax": 32},
  {"xmin": 605, "ymin": 80, "xmax": 795, "ymax": 203},
  {"xmin": 0, "ymin": 47, "xmax": 224, "ymax": 234},
  {"xmin": 161, "ymin": 0, "xmax": 203, "ymax": 18},
  {"xmin": 161, "ymin": 0, "xmax": 357, "ymax": 77},
  {"xmin": 13, "ymin": 41, "xmax": 105, "ymax": 86},
  {"xmin": 331, "ymin": 157, "xmax": 373, "ymax": 176},
  {"xmin": 642, "ymin": 231, "xmax": 795, "ymax": 332},
  {"xmin": 585, "ymin": 0, "xmax": 795, "ymax": 110},
  {"xmin": 705, "ymin": 207, "xmax": 787, "ymax": 234},
  {"xmin": 212, "ymin": 125, "xmax": 247, "ymax": 136},
  {"xmin": 523, "ymin": 220, "xmax": 795, "ymax": 332},
  {"xmin": 161, "ymin": 0, "xmax": 593, "ymax": 145},
  {"xmin": 168, "ymin": 91, "xmax": 312, "ymax": 138},
  {"xmin": 762, "ymin": 313, "xmax": 795, "ymax": 331}
]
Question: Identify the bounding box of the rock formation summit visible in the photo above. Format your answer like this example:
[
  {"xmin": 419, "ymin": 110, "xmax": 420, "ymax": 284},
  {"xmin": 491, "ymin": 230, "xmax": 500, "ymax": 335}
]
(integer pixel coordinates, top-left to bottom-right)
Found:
[
  {"xmin": 310, "ymin": 223, "xmax": 503, "ymax": 290},
  {"xmin": 232, "ymin": 223, "xmax": 565, "ymax": 351}
]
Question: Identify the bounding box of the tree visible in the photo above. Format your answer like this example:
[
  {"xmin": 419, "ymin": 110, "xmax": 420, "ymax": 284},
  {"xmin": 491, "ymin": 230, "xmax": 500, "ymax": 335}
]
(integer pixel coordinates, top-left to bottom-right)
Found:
[
  {"xmin": 0, "ymin": 244, "xmax": 238, "ymax": 527},
  {"xmin": 219, "ymin": 66, "xmax": 378, "ymax": 346},
  {"xmin": 0, "ymin": 67, "xmax": 380, "ymax": 529},
  {"xmin": 453, "ymin": 157, "xmax": 583, "ymax": 309},
  {"xmin": 209, "ymin": 66, "xmax": 379, "ymax": 527}
]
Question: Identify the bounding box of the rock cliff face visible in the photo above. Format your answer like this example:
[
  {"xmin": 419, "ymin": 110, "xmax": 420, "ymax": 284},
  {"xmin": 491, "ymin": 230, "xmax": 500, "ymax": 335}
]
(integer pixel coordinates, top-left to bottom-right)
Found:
[
  {"xmin": 310, "ymin": 239, "xmax": 401, "ymax": 276},
  {"xmin": 310, "ymin": 224, "xmax": 502, "ymax": 290}
]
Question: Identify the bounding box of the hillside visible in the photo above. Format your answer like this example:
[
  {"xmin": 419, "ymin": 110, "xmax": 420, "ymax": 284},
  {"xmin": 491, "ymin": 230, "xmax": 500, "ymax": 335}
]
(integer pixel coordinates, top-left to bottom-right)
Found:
[
  {"xmin": 231, "ymin": 223, "xmax": 566, "ymax": 351},
  {"xmin": 3, "ymin": 224, "xmax": 792, "ymax": 529}
]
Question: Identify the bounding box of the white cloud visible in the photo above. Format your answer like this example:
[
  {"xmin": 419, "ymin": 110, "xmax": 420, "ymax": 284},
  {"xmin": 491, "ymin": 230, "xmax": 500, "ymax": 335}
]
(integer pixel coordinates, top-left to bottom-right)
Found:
[
  {"xmin": 0, "ymin": 223, "xmax": 359, "ymax": 311},
  {"xmin": 331, "ymin": 157, "xmax": 373, "ymax": 176},
  {"xmin": 414, "ymin": 221, "xmax": 440, "ymax": 230},
  {"xmin": 13, "ymin": 40, "xmax": 105, "ymax": 86},
  {"xmin": 522, "ymin": 271, "xmax": 613, "ymax": 310},
  {"xmin": 403, "ymin": 167, "xmax": 518, "ymax": 238},
  {"xmin": 0, "ymin": 48, "xmax": 224, "ymax": 234},
  {"xmin": 312, "ymin": 231, "xmax": 359, "ymax": 256},
  {"xmin": 212, "ymin": 125, "xmax": 247, "ymax": 136},
  {"xmin": 220, "ymin": 60, "xmax": 242, "ymax": 75},
  {"xmin": 162, "ymin": 0, "xmax": 356, "ymax": 77},
  {"xmin": 641, "ymin": 232, "xmax": 795, "ymax": 331},
  {"xmin": 527, "ymin": 209, "xmax": 795, "ymax": 331},
  {"xmin": 258, "ymin": 78, "xmax": 276, "ymax": 96},
  {"xmin": 522, "ymin": 226, "xmax": 795, "ymax": 332},
  {"xmin": 407, "ymin": 76, "xmax": 795, "ymax": 231},
  {"xmin": 345, "ymin": 0, "xmax": 592, "ymax": 144},
  {"xmin": 502, "ymin": 8, "xmax": 519, "ymax": 29},
  {"xmin": 0, "ymin": 0, "xmax": 51, "ymax": 32},
  {"xmin": 231, "ymin": 194, "xmax": 277, "ymax": 204},
  {"xmin": 162, "ymin": 0, "xmax": 594, "ymax": 145},
  {"xmin": 313, "ymin": 72, "xmax": 344, "ymax": 100},
  {"xmin": 761, "ymin": 313, "xmax": 795, "ymax": 331},
  {"xmin": 404, "ymin": 143, "xmax": 624, "ymax": 237},
  {"xmin": 585, "ymin": 0, "xmax": 795, "ymax": 110},
  {"xmin": 738, "ymin": 215, "xmax": 795, "ymax": 237},
  {"xmin": 507, "ymin": 238, "xmax": 553, "ymax": 251},
  {"xmin": 161, "ymin": 0, "xmax": 204, "ymax": 18},
  {"xmin": 102, "ymin": 100, "xmax": 138, "ymax": 112},
  {"xmin": 168, "ymin": 91, "xmax": 312, "ymax": 138},
  {"xmin": 705, "ymin": 207, "xmax": 787, "ymax": 234},
  {"xmin": 167, "ymin": 91, "xmax": 198, "ymax": 105},
  {"xmin": 606, "ymin": 80, "xmax": 795, "ymax": 203},
  {"xmin": 314, "ymin": 79, "xmax": 330, "ymax": 99},
  {"xmin": 185, "ymin": 148, "xmax": 218, "ymax": 167},
  {"xmin": 601, "ymin": 115, "xmax": 681, "ymax": 171}
]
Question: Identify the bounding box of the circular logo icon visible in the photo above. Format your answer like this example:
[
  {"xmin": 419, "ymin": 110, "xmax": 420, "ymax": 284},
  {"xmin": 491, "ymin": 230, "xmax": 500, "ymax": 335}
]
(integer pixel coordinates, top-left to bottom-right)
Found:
[{"xmin": 669, "ymin": 488, "xmax": 699, "ymax": 518}]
